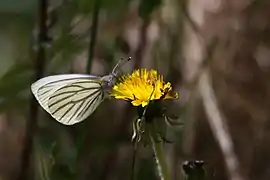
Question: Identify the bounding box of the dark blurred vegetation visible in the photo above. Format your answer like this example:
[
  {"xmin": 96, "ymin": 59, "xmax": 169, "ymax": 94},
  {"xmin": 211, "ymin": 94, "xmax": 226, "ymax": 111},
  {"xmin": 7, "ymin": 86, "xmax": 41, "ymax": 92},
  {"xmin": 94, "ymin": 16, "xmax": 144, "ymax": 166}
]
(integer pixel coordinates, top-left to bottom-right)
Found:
[{"xmin": 1, "ymin": 0, "xmax": 270, "ymax": 180}]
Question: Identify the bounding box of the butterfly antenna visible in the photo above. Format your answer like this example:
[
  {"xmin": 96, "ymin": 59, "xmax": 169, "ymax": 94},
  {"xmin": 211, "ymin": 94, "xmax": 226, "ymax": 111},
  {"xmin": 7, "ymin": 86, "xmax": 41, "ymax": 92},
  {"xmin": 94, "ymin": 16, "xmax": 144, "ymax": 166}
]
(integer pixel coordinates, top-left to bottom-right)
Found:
[{"xmin": 112, "ymin": 57, "xmax": 131, "ymax": 75}]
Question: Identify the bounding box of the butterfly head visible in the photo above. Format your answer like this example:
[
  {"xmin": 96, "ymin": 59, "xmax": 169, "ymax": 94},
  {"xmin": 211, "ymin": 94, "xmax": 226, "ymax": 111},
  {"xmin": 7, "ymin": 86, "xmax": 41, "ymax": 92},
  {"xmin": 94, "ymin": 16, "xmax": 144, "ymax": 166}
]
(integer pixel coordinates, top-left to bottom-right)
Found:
[{"xmin": 101, "ymin": 74, "xmax": 115, "ymax": 88}]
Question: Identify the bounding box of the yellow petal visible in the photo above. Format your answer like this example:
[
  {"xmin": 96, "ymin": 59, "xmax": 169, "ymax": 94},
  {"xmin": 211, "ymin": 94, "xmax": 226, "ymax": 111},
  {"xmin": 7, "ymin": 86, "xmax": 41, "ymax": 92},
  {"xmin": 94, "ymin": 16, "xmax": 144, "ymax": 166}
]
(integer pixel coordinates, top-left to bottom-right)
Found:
[{"xmin": 111, "ymin": 69, "xmax": 178, "ymax": 106}]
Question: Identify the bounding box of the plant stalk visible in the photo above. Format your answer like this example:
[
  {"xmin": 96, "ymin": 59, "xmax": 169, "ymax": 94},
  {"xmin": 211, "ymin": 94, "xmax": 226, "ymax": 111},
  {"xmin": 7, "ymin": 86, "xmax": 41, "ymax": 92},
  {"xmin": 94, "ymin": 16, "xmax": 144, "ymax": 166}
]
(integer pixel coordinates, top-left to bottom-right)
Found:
[
  {"xmin": 17, "ymin": 0, "xmax": 48, "ymax": 179},
  {"xmin": 149, "ymin": 122, "xmax": 171, "ymax": 180},
  {"xmin": 86, "ymin": 0, "xmax": 102, "ymax": 74}
]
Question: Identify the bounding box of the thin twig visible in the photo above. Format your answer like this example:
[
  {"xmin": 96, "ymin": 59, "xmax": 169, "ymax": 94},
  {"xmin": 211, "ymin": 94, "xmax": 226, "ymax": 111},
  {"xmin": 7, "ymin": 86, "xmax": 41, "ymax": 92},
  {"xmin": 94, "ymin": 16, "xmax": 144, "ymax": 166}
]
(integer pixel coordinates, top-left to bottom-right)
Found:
[
  {"xmin": 86, "ymin": 0, "xmax": 102, "ymax": 74},
  {"xmin": 198, "ymin": 69, "xmax": 244, "ymax": 180},
  {"xmin": 18, "ymin": 0, "xmax": 48, "ymax": 179}
]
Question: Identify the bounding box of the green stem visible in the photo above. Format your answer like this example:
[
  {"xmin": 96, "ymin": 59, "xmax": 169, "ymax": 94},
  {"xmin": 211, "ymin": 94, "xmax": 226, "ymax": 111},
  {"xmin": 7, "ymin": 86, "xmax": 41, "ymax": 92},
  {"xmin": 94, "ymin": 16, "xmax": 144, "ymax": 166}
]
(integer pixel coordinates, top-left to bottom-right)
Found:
[
  {"xmin": 86, "ymin": 0, "xmax": 101, "ymax": 74},
  {"xmin": 18, "ymin": 0, "xmax": 48, "ymax": 179},
  {"xmin": 149, "ymin": 123, "xmax": 171, "ymax": 180},
  {"xmin": 130, "ymin": 142, "xmax": 138, "ymax": 180}
]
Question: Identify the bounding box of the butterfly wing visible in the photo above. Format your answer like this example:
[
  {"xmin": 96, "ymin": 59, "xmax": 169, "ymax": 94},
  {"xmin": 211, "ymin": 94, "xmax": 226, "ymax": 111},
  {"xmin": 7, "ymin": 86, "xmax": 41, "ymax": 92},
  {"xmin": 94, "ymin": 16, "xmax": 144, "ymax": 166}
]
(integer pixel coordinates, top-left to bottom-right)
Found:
[
  {"xmin": 31, "ymin": 74, "xmax": 104, "ymax": 125},
  {"xmin": 47, "ymin": 78, "xmax": 105, "ymax": 125}
]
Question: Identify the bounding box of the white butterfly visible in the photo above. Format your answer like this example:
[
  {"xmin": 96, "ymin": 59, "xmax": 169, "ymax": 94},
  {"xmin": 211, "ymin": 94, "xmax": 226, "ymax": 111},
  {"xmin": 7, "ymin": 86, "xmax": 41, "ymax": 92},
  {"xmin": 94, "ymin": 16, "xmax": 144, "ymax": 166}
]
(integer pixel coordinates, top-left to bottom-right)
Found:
[{"xmin": 31, "ymin": 57, "xmax": 131, "ymax": 125}]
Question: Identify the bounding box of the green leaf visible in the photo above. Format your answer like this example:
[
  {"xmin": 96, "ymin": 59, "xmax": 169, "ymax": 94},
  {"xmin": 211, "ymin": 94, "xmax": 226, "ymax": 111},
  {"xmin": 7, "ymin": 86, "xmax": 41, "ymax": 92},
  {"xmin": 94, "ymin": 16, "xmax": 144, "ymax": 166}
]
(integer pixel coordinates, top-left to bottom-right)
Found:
[
  {"xmin": 34, "ymin": 138, "xmax": 56, "ymax": 180},
  {"xmin": 75, "ymin": 0, "xmax": 130, "ymax": 13},
  {"xmin": 0, "ymin": 61, "xmax": 33, "ymax": 110},
  {"xmin": 139, "ymin": 0, "xmax": 161, "ymax": 19},
  {"xmin": 47, "ymin": 34, "xmax": 86, "ymax": 73}
]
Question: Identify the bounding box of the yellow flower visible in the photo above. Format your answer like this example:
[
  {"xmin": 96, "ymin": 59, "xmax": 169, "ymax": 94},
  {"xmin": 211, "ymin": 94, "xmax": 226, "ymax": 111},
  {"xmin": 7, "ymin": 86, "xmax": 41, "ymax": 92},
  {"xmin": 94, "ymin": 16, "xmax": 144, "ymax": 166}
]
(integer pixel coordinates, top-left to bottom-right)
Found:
[{"xmin": 111, "ymin": 69, "xmax": 178, "ymax": 107}]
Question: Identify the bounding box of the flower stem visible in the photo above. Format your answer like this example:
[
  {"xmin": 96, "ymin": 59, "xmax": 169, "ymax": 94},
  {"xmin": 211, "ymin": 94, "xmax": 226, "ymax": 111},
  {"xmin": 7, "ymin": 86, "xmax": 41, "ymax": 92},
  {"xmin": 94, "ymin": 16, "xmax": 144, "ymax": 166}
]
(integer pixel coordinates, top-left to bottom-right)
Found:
[{"xmin": 149, "ymin": 122, "xmax": 171, "ymax": 180}]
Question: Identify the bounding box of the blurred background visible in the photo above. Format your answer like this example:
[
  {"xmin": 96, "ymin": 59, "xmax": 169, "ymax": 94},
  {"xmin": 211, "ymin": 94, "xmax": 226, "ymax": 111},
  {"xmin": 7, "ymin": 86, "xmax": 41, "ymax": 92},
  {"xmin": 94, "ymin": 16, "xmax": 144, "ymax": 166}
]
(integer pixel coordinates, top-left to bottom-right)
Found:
[{"xmin": 1, "ymin": 0, "xmax": 270, "ymax": 179}]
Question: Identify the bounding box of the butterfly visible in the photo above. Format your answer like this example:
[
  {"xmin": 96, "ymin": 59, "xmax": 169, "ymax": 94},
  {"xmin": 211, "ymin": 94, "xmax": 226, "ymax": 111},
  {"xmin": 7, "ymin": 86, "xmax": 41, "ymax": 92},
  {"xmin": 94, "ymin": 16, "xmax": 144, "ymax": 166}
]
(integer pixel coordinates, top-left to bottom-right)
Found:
[{"xmin": 31, "ymin": 57, "xmax": 131, "ymax": 125}]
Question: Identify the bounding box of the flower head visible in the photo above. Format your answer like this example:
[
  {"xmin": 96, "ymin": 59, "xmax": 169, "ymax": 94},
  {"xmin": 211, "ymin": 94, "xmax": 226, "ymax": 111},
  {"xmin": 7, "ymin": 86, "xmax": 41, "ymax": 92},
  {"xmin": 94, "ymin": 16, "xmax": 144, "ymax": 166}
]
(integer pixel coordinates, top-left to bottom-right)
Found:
[{"xmin": 111, "ymin": 69, "xmax": 178, "ymax": 107}]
